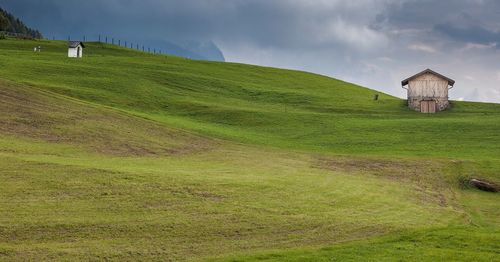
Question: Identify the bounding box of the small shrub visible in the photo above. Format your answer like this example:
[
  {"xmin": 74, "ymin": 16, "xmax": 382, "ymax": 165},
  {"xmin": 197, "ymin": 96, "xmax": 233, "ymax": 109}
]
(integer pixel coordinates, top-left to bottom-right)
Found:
[
  {"xmin": 457, "ymin": 175, "xmax": 472, "ymax": 189},
  {"xmin": 0, "ymin": 33, "xmax": 6, "ymax": 40}
]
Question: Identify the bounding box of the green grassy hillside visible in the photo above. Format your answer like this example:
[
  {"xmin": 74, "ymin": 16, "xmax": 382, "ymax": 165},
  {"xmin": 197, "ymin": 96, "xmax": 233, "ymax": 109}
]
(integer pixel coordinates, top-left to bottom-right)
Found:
[{"xmin": 0, "ymin": 38, "xmax": 499, "ymax": 261}]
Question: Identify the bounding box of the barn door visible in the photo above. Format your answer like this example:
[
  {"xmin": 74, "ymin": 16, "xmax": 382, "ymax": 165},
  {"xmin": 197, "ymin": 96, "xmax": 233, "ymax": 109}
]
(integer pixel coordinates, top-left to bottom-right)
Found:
[
  {"xmin": 420, "ymin": 101, "xmax": 428, "ymax": 113},
  {"xmin": 428, "ymin": 101, "xmax": 436, "ymax": 113},
  {"xmin": 77, "ymin": 47, "xmax": 81, "ymax": 58},
  {"xmin": 420, "ymin": 101, "xmax": 436, "ymax": 113}
]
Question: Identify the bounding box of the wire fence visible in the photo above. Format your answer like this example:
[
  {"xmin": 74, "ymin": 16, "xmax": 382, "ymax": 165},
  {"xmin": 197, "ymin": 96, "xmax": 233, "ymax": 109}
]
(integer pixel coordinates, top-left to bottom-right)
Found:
[
  {"xmin": 67, "ymin": 34, "xmax": 164, "ymax": 55},
  {"xmin": 1, "ymin": 31, "xmax": 165, "ymax": 56}
]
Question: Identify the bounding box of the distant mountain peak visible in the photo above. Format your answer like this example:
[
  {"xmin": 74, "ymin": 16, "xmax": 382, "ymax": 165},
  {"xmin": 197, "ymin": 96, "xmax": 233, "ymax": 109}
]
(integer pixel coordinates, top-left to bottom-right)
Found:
[
  {"xmin": 142, "ymin": 38, "xmax": 225, "ymax": 62},
  {"xmin": 181, "ymin": 40, "xmax": 225, "ymax": 62}
]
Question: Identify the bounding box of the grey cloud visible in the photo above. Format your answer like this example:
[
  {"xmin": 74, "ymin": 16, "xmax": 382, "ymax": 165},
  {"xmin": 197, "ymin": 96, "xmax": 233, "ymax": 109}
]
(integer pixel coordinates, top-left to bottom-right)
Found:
[{"xmin": 434, "ymin": 23, "xmax": 500, "ymax": 46}]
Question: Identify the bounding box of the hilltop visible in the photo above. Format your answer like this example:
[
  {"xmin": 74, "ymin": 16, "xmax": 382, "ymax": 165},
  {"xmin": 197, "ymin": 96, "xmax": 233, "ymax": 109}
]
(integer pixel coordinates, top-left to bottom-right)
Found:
[{"xmin": 0, "ymin": 38, "xmax": 499, "ymax": 261}]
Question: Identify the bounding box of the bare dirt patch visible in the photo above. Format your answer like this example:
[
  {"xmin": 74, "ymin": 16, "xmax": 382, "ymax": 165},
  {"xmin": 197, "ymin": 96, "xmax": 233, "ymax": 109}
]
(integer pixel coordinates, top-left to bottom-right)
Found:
[{"xmin": 314, "ymin": 157, "xmax": 440, "ymax": 181}]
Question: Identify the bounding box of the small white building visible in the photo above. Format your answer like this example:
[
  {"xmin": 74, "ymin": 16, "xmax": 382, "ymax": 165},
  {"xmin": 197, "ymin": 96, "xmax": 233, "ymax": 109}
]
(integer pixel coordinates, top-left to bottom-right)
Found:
[{"xmin": 68, "ymin": 41, "xmax": 85, "ymax": 58}]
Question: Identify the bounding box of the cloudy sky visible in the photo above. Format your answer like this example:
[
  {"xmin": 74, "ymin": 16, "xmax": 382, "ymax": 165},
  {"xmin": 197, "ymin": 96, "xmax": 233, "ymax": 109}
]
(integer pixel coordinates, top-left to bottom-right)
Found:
[{"xmin": 2, "ymin": 0, "xmax": 500, "ymax": 102}]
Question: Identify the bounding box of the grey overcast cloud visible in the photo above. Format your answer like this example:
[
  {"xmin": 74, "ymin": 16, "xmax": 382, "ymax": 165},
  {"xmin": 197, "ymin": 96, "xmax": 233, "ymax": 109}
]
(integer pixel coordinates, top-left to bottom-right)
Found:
[{"xmin": 2, "ymin": 0, "xmax": 499, "ymax": 102}]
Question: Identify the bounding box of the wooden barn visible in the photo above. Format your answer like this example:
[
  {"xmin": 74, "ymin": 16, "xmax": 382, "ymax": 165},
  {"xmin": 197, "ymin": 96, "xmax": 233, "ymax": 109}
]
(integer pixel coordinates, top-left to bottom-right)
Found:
[
  {"xmin": 402, "ymin": 69, "xmax": 455, "ymax": 113},
  {"xmin": 68, "ymin": 41, "xmax": 85, "ymax": 58}
]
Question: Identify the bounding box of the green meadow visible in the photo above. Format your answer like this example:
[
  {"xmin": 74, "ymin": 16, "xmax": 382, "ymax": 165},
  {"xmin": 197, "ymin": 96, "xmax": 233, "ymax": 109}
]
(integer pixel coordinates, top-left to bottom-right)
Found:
[{"xmin": 0, "ymin": 38, "xmax": 499, "ymax": 261}]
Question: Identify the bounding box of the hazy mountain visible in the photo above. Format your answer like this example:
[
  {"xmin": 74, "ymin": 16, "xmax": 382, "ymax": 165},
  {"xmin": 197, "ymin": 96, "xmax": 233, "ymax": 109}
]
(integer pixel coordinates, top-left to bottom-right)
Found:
[
  {"xmin": 145, "ymin": 39, "xmax": 225, "ymax": 61},
  {"xmin": 181, "ymin": 41, "xmax": 225, "ymax": 61}
]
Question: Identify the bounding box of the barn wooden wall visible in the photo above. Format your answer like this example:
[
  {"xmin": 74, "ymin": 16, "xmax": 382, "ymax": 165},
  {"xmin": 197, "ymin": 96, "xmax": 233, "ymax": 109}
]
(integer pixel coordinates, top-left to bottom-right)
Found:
[{"xmin": 408, "ymin": 73, "xmax": 449, "ymax": 98}]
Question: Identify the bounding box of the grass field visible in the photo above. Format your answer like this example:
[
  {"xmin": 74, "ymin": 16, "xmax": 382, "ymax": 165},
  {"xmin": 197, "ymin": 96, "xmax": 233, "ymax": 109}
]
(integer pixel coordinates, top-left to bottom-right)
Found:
[{"xmin": 0, "ymin": 38, "xmax": 499, "ymax": 261}]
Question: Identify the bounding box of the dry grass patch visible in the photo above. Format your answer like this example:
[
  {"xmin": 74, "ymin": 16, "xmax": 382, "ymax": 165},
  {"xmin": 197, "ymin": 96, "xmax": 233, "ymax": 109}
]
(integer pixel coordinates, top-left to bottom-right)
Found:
[
  {"xmin": 0, "ymin": 81, "xmax": 215, "ymax": 156},
  {"xmin": 314, "ymin": 156, "xmax": 455, "ymax": 207}
]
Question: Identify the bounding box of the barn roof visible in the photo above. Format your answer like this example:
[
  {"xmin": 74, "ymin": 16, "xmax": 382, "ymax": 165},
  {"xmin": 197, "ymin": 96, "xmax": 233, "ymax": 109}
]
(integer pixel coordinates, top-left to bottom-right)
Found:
[
  {"xmin": 68, "ymin": 41, "xmax": 85, "ymax": 48},
  {"xmin": 401, "ymin": 69, "xmax": 455, "ymax": 87}
]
